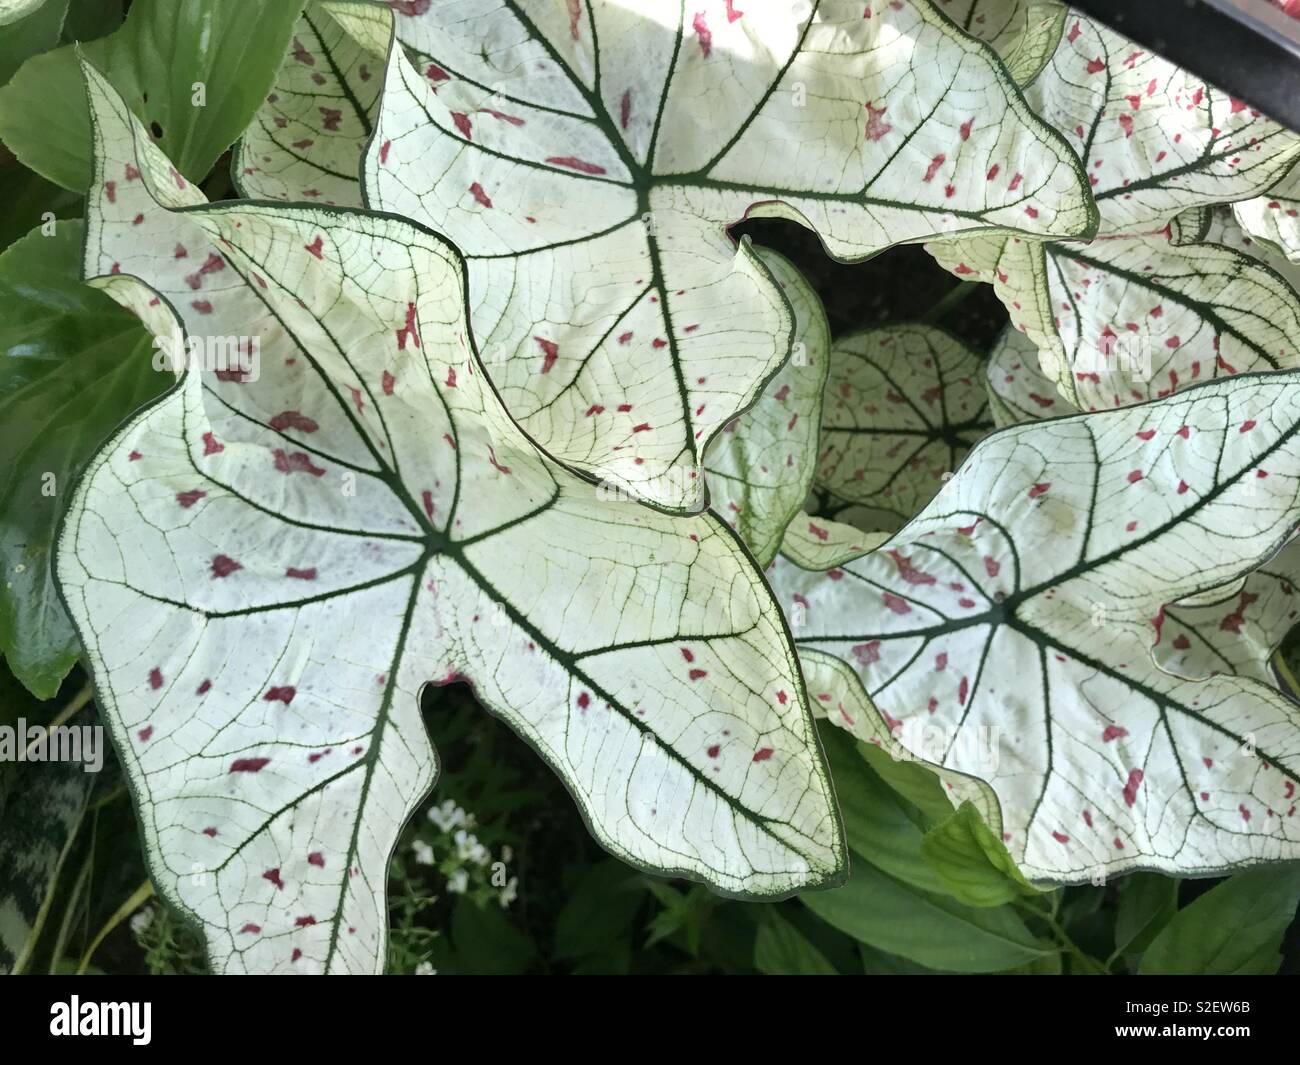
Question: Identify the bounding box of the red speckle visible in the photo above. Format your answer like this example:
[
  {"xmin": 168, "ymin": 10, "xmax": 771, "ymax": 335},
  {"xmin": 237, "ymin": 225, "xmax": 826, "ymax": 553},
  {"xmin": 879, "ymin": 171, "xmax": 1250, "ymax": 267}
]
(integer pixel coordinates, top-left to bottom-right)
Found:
[
  {"xmin": 535, "ymin": 336, "xmax": 559, "ymax": 373},
  {"xmin": 693, "ymin": 11, "xmax": 713, "ymax": 57},
  {"xmin": 1122, "ymin": 768, "xmax": 1144, "ymax": 807},
  {"xmin": 264, "ymin": 686, "xmax": 296, "ymax": 705},
  {"xmin": 1086, "ymin": 57, "xmax": 1105, "ymax": 74},
  {"xmin": 295, "ymin": 916, "xmax": 317, "ymax": 928},
  {"xmin": 138, "ymin": 725, "xmax": 154, "ymax": 742},
  {"xmin": 707, "ymin": 744, "xmax": 721, "ymax": 758},
  {"xmin": 270, "ymin": 410, "xmax": 319, "ymax": 433},
  {"xmin": 469, "ymin": 182, "xmax": 492, "ymax": 208},
  {"xmin": 304, "ymin": 235, "xmax": 324, "ymax": 259},
  {"xmin": 240, "ymin": 923, "xmax": 261, "ymax": 934},
  {"xmin": 1127, "ymin": 470, "xmax": 1143, "ymax": 484},
  {"xmin": 176, "ymin": 489, "xmax": 206, "ymax": 508},
  {"xmin": 958, "ymin": 676, "xmax": 970, "ymax": 705},
  {"xmin": 1028, "ymin": 482, "xmax": 1051, "ymax": 499},
  {"xmin": 1240, "ymin": 419, "xmax": 1257, "ymax": 433},
  {"xmin": 865, "ymin": 101, "xmax": 892, "ymax": 141},
  {"xmin": 382, "ymin": 370, "xmax": 396, "ymax": 396},
  {"xmin": 286, "ymin": 567, "xmax": 317, "ymax": 580},
  {"xmin": 231, "ymin": 758, "xmax": 271, "ymax": 774},
  {"xmin": 752, "ymin": 747, "xmax": 774, "ymax": 762},
  {"xmin": 379, "ymin": 139, "xmax": 392, "ymax": 164},
  {"xmin": 308, "ymin": 852, "xmax": 325, "ymax": 867},
  {"xmin": 274, "ymin": 450, "xmax": 326, "ymax": 477},
  {"xmin": 959, "ymin": 118, "xmax": 973, "ymax": 141},
  {"xmin": 923, "ymin": 154, "xmax": 946, "ymax": 182},
  {"xmin": 1102, "ymin": 725, "xmax": 1127, "ymax": 742},
  {"xmin": 451, "ymin": 112, "xmax": 473, "ymax": 139},
  {"xmin": 577, "ymin": 692, "xmax": 590, "ymax": 709},
  {"xmin": 396, "ymin": 302, "xmax": 421, "ymax": 351},
  {"xmin": 688, "ymin": 669, "xmax": 708, "ymax": 681},
  {"xmin": 211, "ymin": 554, "xmax": 242, "ymax": 578},
  {"xmin": 882, "ymin": 592, "xmax": 911, "ymax": 615},
  {"xmin": 546, "ymin": 156, "xmax": 607, "ymax": 175},
  {"xmin": 1052, "ymin": 831, "xmax": 1070, "ymax": 843}
]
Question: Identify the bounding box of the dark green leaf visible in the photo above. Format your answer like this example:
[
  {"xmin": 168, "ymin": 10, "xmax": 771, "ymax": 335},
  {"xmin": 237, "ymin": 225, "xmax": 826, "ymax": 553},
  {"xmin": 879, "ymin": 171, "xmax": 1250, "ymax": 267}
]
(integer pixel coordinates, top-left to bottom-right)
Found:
[
  {"xmin": 553, "ymin": 859, "xmax": 645, "ymax": 960},
  {"xmin": 754, "ymin": 909, "xmax": 837, "ymax": 975},
  {"xmin": 0, "ymin": 221, "xmax": 165, "ymax": 697},
  {"xmin": 61, "ymin": 0, "xmax": 124, "ymax": 43},
  {"xmin": 1140, "ymin": 868, "xmax": 1300, "ymax": 975},
  {"xmin": 449, "ymin": 898, "xmax": 537, "ymax": 975},
  {"xmin": 0, "ymin": 156, "xmax": 81, "ymax": 253},
  {"xmin": 801, "ymin": 857, "xmax": 1053, "ymax": 973},
  {"xmin": 819, "ymin": 724, "xmax": 946, "ymax": 894},
  {"xmin": 1114, "ymin": 873, "xmax": 1179, "ymax": 958},
  {"xmin": 0, "ymin": 0, "xmax": 67, "ymax": 87},
  {"xmin": 0, "ymin": 0, "xmax": 302, "ymax": 191}
]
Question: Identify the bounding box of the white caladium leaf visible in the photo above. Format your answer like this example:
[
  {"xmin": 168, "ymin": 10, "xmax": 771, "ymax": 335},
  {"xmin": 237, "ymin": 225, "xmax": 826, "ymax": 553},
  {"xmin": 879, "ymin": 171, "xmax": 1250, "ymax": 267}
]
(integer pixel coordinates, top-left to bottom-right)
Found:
[
  {"xmin": 1030, "ymin": 10, "xmax": 1299, "ymax": 235},
  {"xmin": 1191, "ymin": 205, "xmax": 1300, "ymax": 296},
  {"xmin": 769, "ymin": 373, "xmax": 1300, "ymax": 880},
  {"xmin": 931, "ymin": 228, "xmax": 1300, "ymax": 411},
  {"xmin": 927, "ymin": 9, "xmax": 1300, "ymax": 412},
  {"xmin": 797, "ymin": 646, "xmax": 1003, "ymax": 832},
  {"xmin": 1156, "ymin": 539, "xmax": 1300, "ymax": 690},
  {"xmin": 364, "ymin": 0, "xmax": 1094, "ymax": 511},
  {"xmin": 703, "ymin": 248, "xmax": 828, "ymax": 566},
  {"xmin": 934, "ymin": 0, "xmax": 1065, "ymax": 86},
  {"xmin": 1234, "ymin": 166, "xmax": 1300, "ymax": 266},
  {"xmin": 985, "ymin": 323, "xmax": 1062, "ymax": 425},
  {"xmin": 781, "ymin": 512, "xmax": 889, "ymax": 571},
  {"xmin": 816, "ymin": 325, "xmax": 993, "ymax": 530},
  {"xmin": 57, "ymin": 63, "xmax": 845, "ymax": 974},
  {"xmin": 235, "ymin": 1, "xmax": 390, "ymax": 207}
]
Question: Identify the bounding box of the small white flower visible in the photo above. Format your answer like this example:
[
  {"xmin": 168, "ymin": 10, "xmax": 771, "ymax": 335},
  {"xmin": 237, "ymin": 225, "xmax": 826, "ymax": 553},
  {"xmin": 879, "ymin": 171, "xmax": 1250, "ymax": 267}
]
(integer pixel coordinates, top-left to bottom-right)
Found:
[
  {"xmin": 454, "ymin": 829, "xmax": 490, "ymax": 866},
  {"xmin": 500, "ymin": 845, "xmax": 514, "ymax": 863},
  {"xmin": 411, "ymin": 839, "xmax": 435, "ymax": 866},
  {"xmin": 498, "ymin": 876, "xmax": 518, "ymax": 909},
  {"xmin": 414, "ymin": 961, "xmax": 437, "ymax": 975},
  {"xmin": 129, "ymin": 906, "xmax": 156, "ymax": 936},
  {"xmin": 428, "ymin": 799, "xmax": 469, "ymax": 832},
  {"xmin": 446, "ymin": 868, "xmax": 470, "ymax": 894}
]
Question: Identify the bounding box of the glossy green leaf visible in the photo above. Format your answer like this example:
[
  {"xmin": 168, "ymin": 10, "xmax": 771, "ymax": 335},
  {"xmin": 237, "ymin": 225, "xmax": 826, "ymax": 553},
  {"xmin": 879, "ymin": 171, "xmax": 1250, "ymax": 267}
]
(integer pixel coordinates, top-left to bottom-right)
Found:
[
  {"xmin": 0, "ymin": 221, "xmax": 164, "ymax": 698},
  {"xmin": 0, "ymin": 0, "xmax": 66, "ymax": 86},
  {"xmin": 1113, "ymin": 872, "xmax": 1178, "ymax": 957},
  {"xmin": 801, "ymin": 856, "xmax": 1052, "ymax": 972},
  {"xmin": 0, "ymin": 0, "xmax": 302, "ymax": 191},
  {"xmin": 1139, "ymin": 867, "xmax": 1300, "ymax": 975}
]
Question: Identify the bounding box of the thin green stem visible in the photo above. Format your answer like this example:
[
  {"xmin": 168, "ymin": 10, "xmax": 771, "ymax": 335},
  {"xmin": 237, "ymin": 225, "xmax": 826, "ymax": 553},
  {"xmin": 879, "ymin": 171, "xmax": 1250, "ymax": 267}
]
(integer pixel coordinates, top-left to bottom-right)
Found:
[{"xmin": 921, "ymin": 280, "xmax": 980, "ymax": 325}]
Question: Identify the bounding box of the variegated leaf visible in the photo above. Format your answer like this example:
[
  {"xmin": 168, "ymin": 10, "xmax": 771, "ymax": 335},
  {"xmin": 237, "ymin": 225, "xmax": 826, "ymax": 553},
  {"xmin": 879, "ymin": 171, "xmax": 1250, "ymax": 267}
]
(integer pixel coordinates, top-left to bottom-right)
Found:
[
  {"xmin": 934, "ymin": 0, "xmax": 1065, "ymax": 86},
  {"xmin": 781, "ymin": 512, "xmax": 889, "ymax": 571},
  {"xmin": 235, "ymin": 1, "xmax": 390, "ymax": 207},
  {"xmin": 815, "ymin": 325, "xmax": 993, "ymax": 531},
  {"xmin": 363, "ymin": 0, "xmax": 1093, "ymax": 511},
  {"xmin": 985, "ymin": 323, "xmax": 1062, "ymax": 425},
  {"xmin": 703, "ymin": 247, "xmax": 828, "ymax": 566},
  {"xmin": 57, "ymin": 62, "xmax": 845, "ymax": 975},
  {"xmin": 798, "ymin": 647, "xmax": 1002, "ymax": 830},
  {"xmin": 1030, "ymin": 10, "xmax": 1299, "ymax": 236},
  {"xmin": 931, "ymin": 227, "xmax": 1300, "ymax": 412},
  {"xmin": 1234, "ymin": 165, "xmax": 1300, "ymax": 266},
  {"xmin": 1157, "ymin": 538, "xmax": 1300, "ymax": 690},
  {"xmin": 770, "ymin": 372, "xmax": 1300, "ymax": 880}
]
